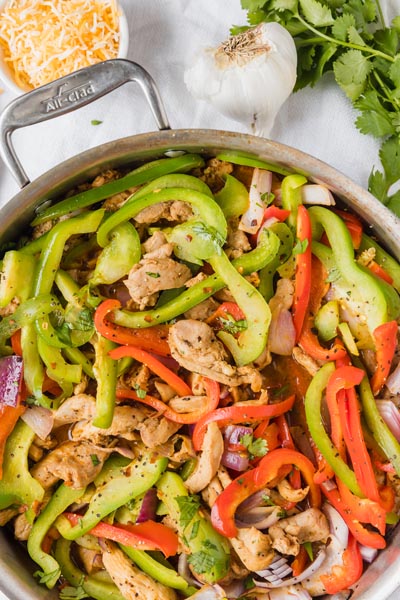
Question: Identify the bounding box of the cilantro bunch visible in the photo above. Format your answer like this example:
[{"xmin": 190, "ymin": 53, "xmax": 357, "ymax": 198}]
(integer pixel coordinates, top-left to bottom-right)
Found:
[{"xmin": 236, "ymin": 0, "xmax": 400, "ymax": 216}]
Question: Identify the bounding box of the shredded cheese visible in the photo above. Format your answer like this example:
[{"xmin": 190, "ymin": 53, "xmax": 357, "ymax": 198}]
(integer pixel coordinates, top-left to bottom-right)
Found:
[{"xmin": 0, "ymin": 0, "xmax": 121, "ymax": 90}]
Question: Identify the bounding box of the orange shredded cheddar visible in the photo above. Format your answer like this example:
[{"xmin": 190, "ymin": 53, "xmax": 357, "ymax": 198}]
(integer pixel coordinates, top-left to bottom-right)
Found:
[{"xmin": 0, "ymin": 0, "xmax": 121, "ymax": 90}]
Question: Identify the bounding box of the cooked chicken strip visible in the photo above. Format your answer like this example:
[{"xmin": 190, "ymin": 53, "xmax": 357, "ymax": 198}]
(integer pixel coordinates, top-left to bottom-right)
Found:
[
  {"xmin": 268, "ymin": 508, "xmax": 330, "ymax": 556},
  {"xmin": 102, "ymin": 540, "xmax": 177, "ymax": 600},
  {"xmin": 31, "ymin": 441, "xmax": 108, "ymax": 489},
  {"xmin": 230, "ymin": 527, "xmax": 274, "ymax": 571},
  {"xmin": 138, "ymin": 416, "xmax": 181, "ymax": 448},
  {"xmin": 168, "ymin": 319, "xmax": 262, "ymax": 390},
  {"xmin": 124, "ymin": 257, "xmax": 191, "ymax": 309},
  {"xmin": 70, "ymin": 405, "xmax": 149, "ymax": 445},
  {"xmin": 185, "ymin": 422, "xmax": 224, "ymax": 494}
]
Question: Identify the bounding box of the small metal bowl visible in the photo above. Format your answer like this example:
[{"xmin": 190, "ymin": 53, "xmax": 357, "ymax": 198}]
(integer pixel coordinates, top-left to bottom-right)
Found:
[{"xmin": 0, "ymin": 0, "xmax": 129, "ymax": 96}]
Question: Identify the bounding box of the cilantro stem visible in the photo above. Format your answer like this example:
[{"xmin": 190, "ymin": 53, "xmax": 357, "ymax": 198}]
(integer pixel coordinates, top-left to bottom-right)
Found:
[
  {"xmin": 295, "ymin": 12, "xmax": 394, "ymax": 63},
  {"xmin": 372, "ymin": 70, "xmax": 400, "ymax": 111},
  {"xmin": 375, "ymin": 0, "xmax": 386, "ymax": 29}
]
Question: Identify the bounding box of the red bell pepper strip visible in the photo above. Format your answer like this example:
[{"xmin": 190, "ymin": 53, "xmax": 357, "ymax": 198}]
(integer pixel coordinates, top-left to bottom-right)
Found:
[
  {"xmin": 332, "ymin": 208, "xmax": 363, "ymax": 249},
  {"xmin": 291, "ymin": 545, "xmax": 309, "ymax": 577},
  {"xmin": 320, "ymin": 534, "xmax": 363, "ymax": 595},
  {"xmin": 192, "ymin": 395, "xmax": 295, "ymax": 452},
  {"xmin": 94, "ymin": 299, "xmax": 171, "ymax": 357},
  {"xmin": 63, "ymin": 514, "xmax": 178, "ymax": 558},
  {"xmin": 211, "ymin": 448, "xmax": 319, "ymax": 538},
  {"xmin": 337, "ymin": 479, "xmax": 386, "ymax": 535},
  {"xmin": 116, "ymin": 377, "xmax": 220, "ymax": 425},
  {"xmin": 298, "ymin": 256, "xmax": 346, "ymax": 362},
  {"xmin": 327, "ymin": 365, "xmax": 381, "ymax": 503},
  {"xmin": 371, "ymin": 320, "xmax": 398, "ymax": 396},
  {"xmin": 109, "ymin": 345, "xmax": 192, "ymax": 397},
  {"xmin": 321, "ymin": 484, "xmax": 386, "ymax": 549},
  {"xmin": 206, "ymin": 301, "xmax": 245, "ymax": 325},
  {"xmin": 11, "ymin": 330, "xmax": 22, "ymax": 356},
  {"xmin": 292, "ymin": 205, "xmax": 312, "ymax": 340},
  {"xmin": 367, "ymin": 260, "xmax": 394, "ymax": 285},
  {"xmin": 275, "ymin": 415, "xmax": 302, "ymax": 489}
]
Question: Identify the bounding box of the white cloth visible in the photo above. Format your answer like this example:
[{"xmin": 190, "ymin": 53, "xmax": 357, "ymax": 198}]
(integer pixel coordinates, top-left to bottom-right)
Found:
[
  {"xmin": 0, "ymin": 0, "xmax": 399, "ymax": 197},
  {"xmin": 0, "ymin": 2, "xmax": 400, "ymax": 600}
]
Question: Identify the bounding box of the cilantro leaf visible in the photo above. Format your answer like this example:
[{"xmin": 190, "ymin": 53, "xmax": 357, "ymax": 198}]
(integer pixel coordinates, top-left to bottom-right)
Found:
[
  {"xmin": 241, "ymin": 0, "xmax": 268, "ymax": 10},
  {"xmin": 59, "ymin": 584, "xmax": 89, "ymax": 599},
  {"xmin": 368, "ymin": 168, "xmax": 388, "ymax": 204},
  {"xmin": 176, "ymin": 495, "xmax": 201, "ymax": 529},
  {"xmin": 240, "ymin": 433, "xmax": 268, "ymax": 459},
  {"xmin": 331, "ymin": 13, "xmax": 356, "ymax": 42},
  {"xmin": 219, "ymin": 315, "xmax": 248, "ymax": 335},
  {"xmin": 389, "ymin": 55, "xmax": 400, "ymax": 88},
  {"xmin": 333, "ymin": 49, "xmax": 371, "ymax": 100},
  {"xmin": 355, "ymin": 91, "xmax": 395, "ymax": 137},
  {"xmin": 299, "ymin": 0, "xmax": 334, "ymax": 27},
  {"xmin": 379, "ymin": 136, "xmax": 400, "ymax": 187}
]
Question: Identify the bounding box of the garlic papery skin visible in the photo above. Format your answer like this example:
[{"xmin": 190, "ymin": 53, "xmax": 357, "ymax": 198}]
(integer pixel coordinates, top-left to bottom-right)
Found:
[{"xmin": 184, "ymin": 22, "xmax": 297, "ymax": 137}]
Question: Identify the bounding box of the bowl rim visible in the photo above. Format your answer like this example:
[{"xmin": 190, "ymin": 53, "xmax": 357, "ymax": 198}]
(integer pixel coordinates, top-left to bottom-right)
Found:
[{"xmin": 0, "ymin": 0, "xmax": 129, "ymax": 96}]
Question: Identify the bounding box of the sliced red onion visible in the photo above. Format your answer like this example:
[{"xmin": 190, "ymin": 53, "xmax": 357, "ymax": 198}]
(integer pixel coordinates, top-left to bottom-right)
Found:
[
  {"xmin": 0, "ymin": 355, "xmax": 23, "ymax": 407},
  {"xmin": 224, "ymin": 425, "xmax": 253, "ymax": 445},
  {"xmin": 220, "ymin": 579, "xmax": 245, "ymax": 598},
  {"xmin": 268, "ymin": 307, "xmax": 296, "ymax": 356},
  {"xmin": 221, "ymin": 449, "xmax": 249, "ymax": 472},
  {"xmin": 255, "ymin": 216, "xmax": 280, "ymax": 244},
  {"xmin": 236, "ymin": 506, "xmax": 281, "ymax": 530},
  {"xmin": 323, "ymin": 502, "xmax": 349, "ymax": 547},
  {"xmin": 178, "ymin": 553, "xmax": 201, "ymax": 588},
  {"xmin": 136, "ymin": 488, "xmax": 158, "ymax": 523},
  {"xmin": 301, "ymin": 184, "xmax": 335, "ymax": 206},
  {"xmin": 237, "ymin": 489, "xmax": 267, "ymax": 511},
  {"xmin": 376, "ymin": 400, "xmax": 400, "ymax": 441},
  {"xmin": 359, "ymin": 544, "xmax": 378, "ymax": 563},
  {"xmin": 186, "ymin": 584, "xmax": 227, "ymax": 599},
  {"xmin": 386, "ymin": 360, "xmax": 400, "ymax": 395},
  {"xmin": 21, "ymin": 405, "xmax": 54, "ymax": 440},
  {"xmin": 257, "ymin": 549, "xmax": 327, "ymax": 588},
  {"xmin": 270, "ymin": 585, "xmax": 312, "ymax": 599},
  {"xmin": 239, "ymin": 168, "xmax": 272, "ymax": 234}
]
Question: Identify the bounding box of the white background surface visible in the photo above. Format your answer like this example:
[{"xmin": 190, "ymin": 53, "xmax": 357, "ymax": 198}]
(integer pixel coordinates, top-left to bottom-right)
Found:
[{"xmin": 0, "ymin": 1, "xmax": 400, "ymax": 599}]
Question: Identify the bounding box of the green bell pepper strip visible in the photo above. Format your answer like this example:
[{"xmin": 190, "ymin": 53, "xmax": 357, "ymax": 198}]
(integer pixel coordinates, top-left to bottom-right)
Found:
[
  {"xmin": 55, "ymin": 453, "xmax": 168, "ymax": 540},
  {"xmin": 0, "ymin": 250, "xmax": 36, "ymax": 307},
  {"xmin": 308, "ymin": 206, "xmax": 400, "ymax": 332},
  {"xmin": 0, "ymin": 294, "xmax": 60, "ymax": 349},
  {"xmin": 359, "ymin": 233, "xmax": 400, "ymax": 293},
  {"xmin": 37, "ymin": 336, "xmax": 82, "ymax": 384},
  {"xmin": 0, "ymin": 420, "xmax": 45, "ymax": 509},
  {"xmin": 215, "ymin": 151, "xmax": 292, "ymax": 176},
  {"xmin": 54, "ymin": 270, "xmax": 81, "ymax": 303},
  {"xmin": 21, "ymin": 324, "xmax": 50, "ymax": 406},
  {"xmin": 258, "ymin": 222, "xmax": 294, "ymax": 301},
  {"xmin": 304, "ymin": 361, "xmax": 364, "ymax": 497},
  {"xmin": 96, "ymin": 188, "xmax": 227, "ymax": 248},
  {"xmin": 355, "ymin": 357, "xmax": 400, "ymax": 476},
  {"xmin": 156, "ymin": 471, "xmax": 230, "ymax": 584},
  {"xmin": 90, "ymin": 221, "xmax": 141, "ymax": 286},
  {"xmin": 63, "ymin": 346, "xmax": 94, "ymax": 378},
  {"xmin": 55, "ymin": 538, "xmax": 126, "ymax": 600},
  {"xmin": 34, "ymin": 210, "xmax": 105, "ymax": 295},
  {"xmin": 126, "ymin": 172, "xmax": 213, "ymax": 202},
  {"xmin": 92, "ymin": 335, "xmax": 118, "ymax": 429},
  {"xmin": 28, "ymin": 483, "xmax": 85, "ymax": 589},
  {"xmin": 112, "ymin": 226, "xmax": 280, "ymax": 329},
  {"xmin": 120, "ymin": 545, "xmax": 192, "ymax": 593},
  {"xmin": 209, "ymin": 250, "xmax": 271, "ymax": 366},
  {"xmin": 171, "ymin": 220, "xmax": 271, "ymax": 366},
  {"xmin": 280, "ymin": 174, "xmax": 307, "ymax": 230},
  {"xmin": 31, "ymin": 154, "xmax": 205, "ymax": 226},
  {"xmin": 33, "ymin": 210, "xmax": 105, "ymax": 348},
  {"xmin": 214, "ymin": 174, "xmax": 249, "ymax": 219}
]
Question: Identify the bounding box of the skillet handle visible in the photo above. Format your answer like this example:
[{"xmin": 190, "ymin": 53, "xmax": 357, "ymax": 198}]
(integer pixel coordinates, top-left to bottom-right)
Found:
[{"xmin": 0, "ymin": 59, "xmax": 171, "ymax": 188}]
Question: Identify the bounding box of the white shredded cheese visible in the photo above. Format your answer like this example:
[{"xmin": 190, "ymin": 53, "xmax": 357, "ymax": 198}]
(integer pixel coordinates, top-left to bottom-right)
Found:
[{"xmin": 0, "ymin": 0, "xmax": 120, "ymax": 89}]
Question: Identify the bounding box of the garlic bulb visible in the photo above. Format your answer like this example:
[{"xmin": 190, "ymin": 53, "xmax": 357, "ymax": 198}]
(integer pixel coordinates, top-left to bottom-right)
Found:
[{"xmin": 184, "ymin": 22, "xmax": 297, "ymax": 137}]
